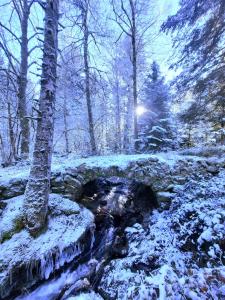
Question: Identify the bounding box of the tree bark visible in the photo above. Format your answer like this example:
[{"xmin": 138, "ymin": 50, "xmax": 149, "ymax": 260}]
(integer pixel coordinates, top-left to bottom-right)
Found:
[
  {"xmin": 7, "ymin": 102, "xmax": 16, "ymax": 161},
  {"xmin": 17, "ymin": 0, "xmax": 30, "ymax": 158},
  {"xmin": 6, "ymin": 70, "xmax": 16, "ymax": 161},
  {"xmin": 23, "ymin": 0, "xmax": 59, "ymax": 236},
  {"xmin": 130, "ymin": 0, "xmax": 138, "ymax": 151},
  {"xmin": 63, "ymin": 93, "xmax": 69, "ymax": 154},
  {"xmin": 114, "ymin": 78, "xmax": 121, "ymax": 152},
  {"xmin": 83, "ymin": 4, "xmax": 97, "ymax": 155}
]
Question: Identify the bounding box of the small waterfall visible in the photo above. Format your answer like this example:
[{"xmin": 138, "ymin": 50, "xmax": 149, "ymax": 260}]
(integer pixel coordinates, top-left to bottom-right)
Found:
[{"xmin": 14, "ymin": 177, "xmax": 157, "ymax": 300}]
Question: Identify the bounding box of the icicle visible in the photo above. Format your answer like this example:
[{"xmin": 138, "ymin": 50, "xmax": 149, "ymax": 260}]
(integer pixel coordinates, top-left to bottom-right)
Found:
[
  {"xmin": 39, "ymin": 241, "xmax": 82, "ymax": 281},
  {"xmin": 40, "ymin": 251, "xmax": 54, "ymax": 280},
  {"xmin": 90, "ymin": 225, "xmax": 96, "ymax": 256}
]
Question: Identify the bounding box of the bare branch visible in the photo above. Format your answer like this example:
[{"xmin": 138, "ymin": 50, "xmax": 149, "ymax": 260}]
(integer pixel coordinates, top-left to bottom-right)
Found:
[{"xmin": 0, "ymin": 22, "xmax": 21, "ymax": 44}]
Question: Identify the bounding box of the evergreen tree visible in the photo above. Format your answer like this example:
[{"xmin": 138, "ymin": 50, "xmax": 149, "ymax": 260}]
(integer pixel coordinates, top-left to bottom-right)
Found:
[
  {"xmin": 162, "ymin": 0, "xmax": 225, "ymax": 144},
  {"xmin": 138, "ymin": 62, "xmax": 173, "ymax": 152}
]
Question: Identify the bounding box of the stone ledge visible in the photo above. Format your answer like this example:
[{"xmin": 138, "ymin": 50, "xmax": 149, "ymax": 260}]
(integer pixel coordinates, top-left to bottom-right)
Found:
[{"xmin": 0, "ymin": 194, "xmax": 94, "ymax": 299}]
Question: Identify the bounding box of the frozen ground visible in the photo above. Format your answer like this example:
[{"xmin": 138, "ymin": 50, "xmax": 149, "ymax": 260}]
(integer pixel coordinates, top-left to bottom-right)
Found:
[
  {"xmin": 0, "ymin": 151, "xmax": 224, "ymax": 299},
  {"xmin": 99, "ymin": 169, "xmax": 225, "ymax": 299}
]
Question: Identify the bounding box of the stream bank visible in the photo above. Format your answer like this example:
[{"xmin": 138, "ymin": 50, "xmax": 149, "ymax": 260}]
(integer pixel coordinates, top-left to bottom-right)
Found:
[
  {"xmin": 12, "ymin": 177, "xmax": 158, "ymax": 300},
  {"xmin": 0, "ymin": 154, "xmax": 224, "ymax": 299}
]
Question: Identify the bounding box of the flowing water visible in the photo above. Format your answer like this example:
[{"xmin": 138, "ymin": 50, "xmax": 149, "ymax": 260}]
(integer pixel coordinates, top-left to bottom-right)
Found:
[{"xmin": 14, "ymin": 177, "xmax": 157, "ymax": 300}]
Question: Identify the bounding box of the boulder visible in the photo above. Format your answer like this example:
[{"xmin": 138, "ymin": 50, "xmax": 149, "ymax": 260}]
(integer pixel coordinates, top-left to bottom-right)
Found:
[{"xmin": 0, "ymin": 194, "xmax": 94, "ymax": 299}]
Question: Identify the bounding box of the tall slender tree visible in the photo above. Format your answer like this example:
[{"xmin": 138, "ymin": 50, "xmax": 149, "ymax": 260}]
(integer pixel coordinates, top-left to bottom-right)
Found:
[
  {"xmin": 68, "ymin": 0, "xmax": 103, "ymax": 155},
  {"xmin": 111, "ymin": 0, "xmax": 154, "ymax": 151},
  {"xmin": 23, "ymin": 0, "xmax": 59, "ymax": 235},
  {"xmin": 82, "ymin": 1, "xmax": 97, "ymax": 154},
  {"xmin": 0, "ymin": 0, "xmax": 39, "ymax": 158}
]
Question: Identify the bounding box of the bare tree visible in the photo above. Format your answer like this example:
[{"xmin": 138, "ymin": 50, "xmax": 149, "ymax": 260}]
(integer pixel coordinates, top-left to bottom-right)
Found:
[
  {"xmin": 0, "ymin": 0, "xmax": 39, "ymax": 158},
  {"xmin": 0, "ymin": 60, "xmax": 20, "ymax": 165},
  {"xmin": 111, "ymin": 0, "xmax": 154, "ymax": 151},
  {"xmin": 66, "ymin": 0, "xmax": 106, "ymax": 155},
  {"xmin": 23, "ymin": 0, "xmax": 59, "ymax": 236},
  {"xmin": 82, "ymin": 1, "xmax": 97, "ymax": 154}
]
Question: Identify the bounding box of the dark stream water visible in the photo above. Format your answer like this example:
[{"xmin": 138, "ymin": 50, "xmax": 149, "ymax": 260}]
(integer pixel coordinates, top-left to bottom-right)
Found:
[{"xmin": 14, "ymin": 177, "xmax": 157, "ymax": 300}]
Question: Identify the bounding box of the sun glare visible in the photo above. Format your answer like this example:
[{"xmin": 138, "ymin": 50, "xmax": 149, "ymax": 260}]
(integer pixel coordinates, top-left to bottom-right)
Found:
[{"xmin": 136, "ymin": 106, "xmax": 147, "ymax": 116}]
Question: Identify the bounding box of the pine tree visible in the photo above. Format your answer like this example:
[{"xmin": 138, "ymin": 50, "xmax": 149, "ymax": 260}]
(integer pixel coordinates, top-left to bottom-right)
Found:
[
  {"xmin": 162, "ymin": 0, "xmax": 225, "ymax": 144},
  {"xmin": 138, "ymin": 62, "xmax": 173, "ymax": 152}
]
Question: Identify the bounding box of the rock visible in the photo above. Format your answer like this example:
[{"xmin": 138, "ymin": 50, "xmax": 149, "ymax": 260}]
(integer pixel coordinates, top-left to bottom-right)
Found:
[
  {"xmin": 206, "ymin": 165, "xmax": 219, "ymax": 175},
  {"xmin": 0, "ymin": 194, "xmax": 94, "ymax": 299},
  {"xmin": 64, "ymin": 175, "xmax": 83, "ymax": 200},
  {"xmin": 175, "ymin": 176, "xmax": 186, "ymax": 184},
  {"xmin": 1, "ymin": 179, "xmax": 27, "ymax": 199},
  {"xmin": 1, "ymin": 154, "xmax": 223, "ymax": 203},
  {"xmin": 51, "ymin": 174, "xmax": 64, "ymax": 187},
  {"xmin": 66, "ymin": 292, "xmax": 103, "ymax": 300},
  {"xmin": 157, "ymin": 192, "xmax": 175, "ymax": 203},
  {"xmin": 157, "ymin": 192, "xmax": 174, "ymax": 210},
  {"xmin": 147, "ymin": 156, "xmax": 159, "ymax": 163},
  {"xmin": 0, "ymin": 196, "xmax": 24, "ymax": 243}
]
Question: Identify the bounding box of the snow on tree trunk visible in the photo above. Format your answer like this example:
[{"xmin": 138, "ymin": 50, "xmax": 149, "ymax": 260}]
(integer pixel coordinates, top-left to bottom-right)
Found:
[
  {"xmin": 17, "ymin": 0, "xmax": 30, "ymax": 159},
  {"xmin": 114, "ymin": 79, "xmax": 122, "ymax": 152},
  {"xmin": 23, "ymin": 0, "xmax": 59, "ymax": 236},
  {"xmin": 63, "ymin": 92, "xmax": 69, "ymax": 154},
  {"xmin": 130, "ymin": 0, "xmax": 138, "ymax": 151},
  {"xmin": 83, "ymin": 5, "xmax": 97, "ymax": 155}
]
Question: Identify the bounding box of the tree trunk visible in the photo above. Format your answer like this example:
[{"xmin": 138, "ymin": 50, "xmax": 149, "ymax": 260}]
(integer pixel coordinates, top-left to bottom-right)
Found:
[
  {"xmin": 7, "ymin": 102, "xmax": 16, "ymax": 161},
  {"xmin": 83, "ymin": 6, "xmax": 97, "ymax": 155},
  {"xmin": 17, "ymin": 0, "xmax": 30, "ymax": 159},
  {"xmin": 63, "ymin": 93, "xmax": 69, "ymax": 154},
  {"xmin": 130, "ymin": 0, "xmax": 138, "ymax": 151},
  {"xmin": 114, "ymin": 78, "xmax": 121, "ymax": 152},
  {"xmin": 6, "ymin": 71, "xmax": 16, "ymax": 161},
  {"xmin": 0, "ymin": 134, "xmax": 6, "ymax": 164},
  {"xmin": 23, "ymin": 0, "xmax": 59, "ymax": 236}
]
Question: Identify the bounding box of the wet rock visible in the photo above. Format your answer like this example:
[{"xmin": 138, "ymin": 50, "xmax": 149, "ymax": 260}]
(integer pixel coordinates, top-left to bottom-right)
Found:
[
  {"xmin": 157, "ymin": 192, "xmax": 174, "ymax": 204},
  {"xmin": 130, "ymin": 181, "xmax": 158, "ymax": 211},
  {"xmin": 206, "ymin": 165, "xmax": 219, "ymax": 175},
  {"xmin": 64, "ymin": 175, "xmax": 83, "ymax": 200},
  {"xmin": 67, "ymin": 291, "xmax": 103, "ymax": 300}
]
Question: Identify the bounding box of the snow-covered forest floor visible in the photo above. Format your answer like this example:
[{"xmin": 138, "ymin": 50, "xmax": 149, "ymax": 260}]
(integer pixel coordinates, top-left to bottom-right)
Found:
[
  {"xmin": 0, "ymin": 149, "xmax": 225, "ymax": 299},
  {"xmin": 99, "ymin": 166, "xmax": 225, "ymax": 299}
]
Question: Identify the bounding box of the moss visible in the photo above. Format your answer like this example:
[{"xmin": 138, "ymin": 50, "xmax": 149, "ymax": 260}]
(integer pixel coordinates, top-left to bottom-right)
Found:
[{"xmin": 0, "ymin": 217, "xmax": 24, "ymax": 243}]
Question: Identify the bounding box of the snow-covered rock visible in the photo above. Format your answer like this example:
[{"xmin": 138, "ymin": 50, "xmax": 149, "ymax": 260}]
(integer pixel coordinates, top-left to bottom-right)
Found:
[
  {"xmin": 66, "ymin": 291, "xmax": 103, "ymax": 300},
  {"xmin": 0, "ymin": 153, "xmax": 224, "ymax": 200},
  {"xmin": 0, "ymin": 194, "xmax": 94, "ymax": 299},
  {"xmin": 99, "ymin": 169, "xmax": 225, "ymax": 299}
]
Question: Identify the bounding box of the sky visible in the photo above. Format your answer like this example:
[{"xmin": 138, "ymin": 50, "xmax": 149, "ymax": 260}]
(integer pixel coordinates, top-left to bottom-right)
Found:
[
  {"xmin": 151, "ymin": 0, "xmax": 180, "ymax": 81},
  {"xmin": 0, "ymin": 0, "xmax": 180, "ymax": 85}
]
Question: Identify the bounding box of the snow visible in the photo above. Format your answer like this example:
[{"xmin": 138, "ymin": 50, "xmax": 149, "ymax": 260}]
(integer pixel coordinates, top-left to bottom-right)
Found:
[
  {"xmin": 0, "ymin": 152, "xmax": 204, "ymax": 185},
  {"xmin": 0, "ymin": 152, "xmax": 225, "ymax": 299},
  {"xmin": 0, "ymin": 196, "xmax": 24, "ymax": 242},
  {"xmin": 66, "ymin": 292, "xmax": 103, "ymax": 300},
  {"xmin": 99, "ymin": 168, "xmax": 225, "ymax": 299},
  {"xmin": 0, "ymin": 194, "xmax": 94, "ymax": 299}
]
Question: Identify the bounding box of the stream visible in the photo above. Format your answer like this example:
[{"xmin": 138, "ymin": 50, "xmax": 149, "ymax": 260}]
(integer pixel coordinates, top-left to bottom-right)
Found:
[{"xmin": 14, "ymin": 177, "xmax": 157, "ymax": 300}]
